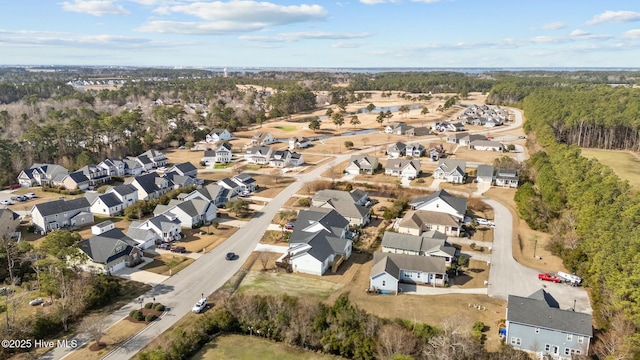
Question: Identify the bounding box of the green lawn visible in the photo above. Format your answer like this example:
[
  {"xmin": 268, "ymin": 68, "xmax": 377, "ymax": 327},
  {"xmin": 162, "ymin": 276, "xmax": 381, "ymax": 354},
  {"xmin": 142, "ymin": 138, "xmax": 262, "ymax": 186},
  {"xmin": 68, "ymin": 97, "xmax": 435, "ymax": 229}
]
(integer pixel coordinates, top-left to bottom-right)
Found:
[
  {"xmin": 237, "ymin": 271, "xmax": 343, "ymax": 300},
  {"xmin": 194, "ymin": 335, "xmax": 338, "ymax": 360},
  {"xmin": 581, "ymin": 148, "xmax": 640, "ymax": 190},
  {"xmin": 214, "ymin": 163, "xmax": 233, "ymax": 169},
  {"xmin": 274, "ymin": 125, "xmax": 297, "ymax": 132}
]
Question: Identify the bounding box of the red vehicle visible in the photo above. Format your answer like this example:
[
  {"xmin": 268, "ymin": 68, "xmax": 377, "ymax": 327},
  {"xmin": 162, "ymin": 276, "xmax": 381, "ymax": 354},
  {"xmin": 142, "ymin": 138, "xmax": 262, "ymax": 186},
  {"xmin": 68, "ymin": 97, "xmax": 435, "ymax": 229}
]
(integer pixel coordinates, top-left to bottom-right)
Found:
[{"xmin": 538, "ymin": 273, "xmax": 561, "ymax": 283}]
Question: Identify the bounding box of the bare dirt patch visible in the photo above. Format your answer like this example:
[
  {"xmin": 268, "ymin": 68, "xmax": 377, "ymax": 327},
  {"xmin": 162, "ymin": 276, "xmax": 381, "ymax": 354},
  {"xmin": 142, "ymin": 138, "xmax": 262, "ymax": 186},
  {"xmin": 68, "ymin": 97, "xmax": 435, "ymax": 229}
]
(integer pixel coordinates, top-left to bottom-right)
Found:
[
  {"xmin": 63, "ymin": 320, "xmax": 146, "ymax": 360},
  {"xmin": 179, "ymin": 225, "xmax": 238, "ymax": 253},
  {"xmin": 452, "ymin": 146, "xmax": 516, "ymax": 164},
  {"xmin": 140, "ymin": 254, "xmax": 195, "ymax": 276}
]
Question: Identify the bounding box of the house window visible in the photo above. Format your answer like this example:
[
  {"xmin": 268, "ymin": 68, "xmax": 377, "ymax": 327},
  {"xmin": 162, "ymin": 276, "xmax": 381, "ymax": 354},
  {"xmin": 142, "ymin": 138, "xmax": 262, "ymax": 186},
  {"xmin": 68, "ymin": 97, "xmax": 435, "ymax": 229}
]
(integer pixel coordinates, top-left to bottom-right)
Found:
[
  {"xmin": 567, "ymin": 334, "xmax": 573, "ymax": 341},
  {"xmin": 510, "ymin": 337, "xmax": 521, "ymax": 346},
  {"xmin": 564, "ymin": 348, "xmax": 571, "ymax": 356},
  {"xmin": 544, "ymin": 344, "xmax": 550, "ymax": 352},
  {"xmin": 417, "ymin": 273, "xmax": 420, "ymax": 278},
  {"xmin": 577, "ymin": 336, "xmax": 584, "ymax": 344},
  {"xmin": 382, "ymin": 280, "xmax": 386, "ymax": 286},
  {"xmin": 534, "ymin": 328, "xmax": 540, "ymax": 334},
  {"xmin": 571, "ymin": 349, "xmax": 582, "ymax": 355}
]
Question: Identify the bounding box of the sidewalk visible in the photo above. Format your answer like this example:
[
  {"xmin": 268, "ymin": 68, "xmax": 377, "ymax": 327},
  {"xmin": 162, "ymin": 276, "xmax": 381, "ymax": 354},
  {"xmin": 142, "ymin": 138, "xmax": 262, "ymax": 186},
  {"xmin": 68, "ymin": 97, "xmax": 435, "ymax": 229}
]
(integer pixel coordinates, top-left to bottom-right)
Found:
[{"xmin": 113, "ymin": 257, "xmax": 170, "ymax": 285}]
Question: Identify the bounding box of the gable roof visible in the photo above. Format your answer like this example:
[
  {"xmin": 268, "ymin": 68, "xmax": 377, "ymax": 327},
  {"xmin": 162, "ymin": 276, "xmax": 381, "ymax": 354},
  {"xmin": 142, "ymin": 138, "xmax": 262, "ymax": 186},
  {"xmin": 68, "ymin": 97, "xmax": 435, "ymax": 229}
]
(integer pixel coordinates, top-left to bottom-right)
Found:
[
  {"xmin": 409, "ymin": 189, "xmax": 467, "ymax": 215},
  {"xmin": 34, "ymin": 198, "xmax": 90, "ymax": 217},
  {"xmin": 382, "ymin": 231, "xmax": 448, "ymax": 253},
  {"xmin": 291, "ymin": 208, "xmax": 349, "ymax": 241},
  {"xmin": 507, "ymin": 290, "xmax": 592, "ymax": 337},
  {"xmin": 78, "ymin": 228, "xmax": 138, "ymax": 264},
  {"xmin": 348, "ymin": 155, "xmax": 378, "ymax": 170},
  {"xmin": 386, "ymin": 159, "xmax": 421, "ymax": 172},
  {"xmin": 95, "ymin": 193, "xmax": 122, "ymax": 208},
  {"xmin": 371, "ymin": 252, "xmax": 447, "ymax": 280},
  {"xmin": 132, "ymin": 172, "xmax": 163, "ymax": 194},
  {"xmin": 66, "ymin": 171, "xmax": 90, "ymax": 184},
  {"xmin": 313, "ymin": 189, "xmax": 368, "ymax": 204},
  {"xmin": 171, "ymin": 162, "xmax": 198, "ymax": 174},
  {"xmin": 109, "ymin": 183, "xmax": 138, "ymax": 196},
  {"xmin": 399, "ymin": 210, "xmax": 460, "ymax": 228},
  {"xmin": 323, "ymin": 200, "xmax": 369, "ymax": 220},
  {"xmin": 245, "ymin": 146, "xmax": 272, "ymax": 156},
  {"xmin": 476, "ymin": 165, "xmax": 494, "ymax": 178},
  {"xmin": 470, "ymin": 140, "xmax": 503, "ymax": 148},
  {"xmin": 387, "ymin": 142, "xmax": 407, "ymax": 152}
]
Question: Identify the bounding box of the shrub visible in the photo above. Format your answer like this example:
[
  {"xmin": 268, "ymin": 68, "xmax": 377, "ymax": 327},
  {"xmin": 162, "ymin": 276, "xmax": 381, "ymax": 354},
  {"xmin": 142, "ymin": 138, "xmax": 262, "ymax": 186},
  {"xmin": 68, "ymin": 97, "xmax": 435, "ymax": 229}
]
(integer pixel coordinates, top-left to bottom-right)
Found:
[
  {"xmin": 154, "ymin": 304, "xmax": 165, "ymax": 312},
  {"xmin": 470, "ymin": 242, "xmax": 476, "ymax": 250},
  {"xmin": 31, "ymin": 314, "xmax": 63, "ymax": 339},
  {"xmin": 132, "ymin": 310, "xmax": 144, "ymax": 321},
  {"xmin": 130, "ymin": 310, "xmax": 138, "ymax": 317},
  {"xmin": 298, "ymin": 198, "xmax": 311, "ymax": 207},
  {"xmin": 415, "ymin": 178, "xmax": 425, "ymax": 183},
  {"xmin": 145, "ymin": 314, "xmax": 158, "ymax": 322},
  {"xmin": 144, "ymin": 302, "xmax": 154, "ymax": 309},
  {"xmin": 473, "ymin": 321, "xmax": 485, "ymax": 332}
]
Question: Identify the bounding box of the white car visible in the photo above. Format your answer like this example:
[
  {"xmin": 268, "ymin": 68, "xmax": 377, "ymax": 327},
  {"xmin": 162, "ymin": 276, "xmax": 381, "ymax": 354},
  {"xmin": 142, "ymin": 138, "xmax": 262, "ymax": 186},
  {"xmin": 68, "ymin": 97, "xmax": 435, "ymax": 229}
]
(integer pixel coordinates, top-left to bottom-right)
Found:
[
  {"xmin": 0, "ymin": 200, "xmax": 12, "ymax": 205},
  {"xmin": 476, "ymin": 218, "xmax": 492, "ymax": 226},
  {"xmin": 192, "ymin": 298, "xmax": 207, "ymax": 313},
  {"xmin": 24, "ymin": 193, "xmax": 36, "ymax": 199}
]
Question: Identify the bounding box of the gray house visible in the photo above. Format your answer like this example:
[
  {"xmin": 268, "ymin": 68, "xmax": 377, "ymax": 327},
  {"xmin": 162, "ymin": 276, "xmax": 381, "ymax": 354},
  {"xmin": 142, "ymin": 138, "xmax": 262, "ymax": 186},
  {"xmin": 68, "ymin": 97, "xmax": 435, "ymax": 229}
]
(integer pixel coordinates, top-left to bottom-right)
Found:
[
  {"xmin": 506, "ymin": 290, "xmax": 592, "ymax": 359},
  {"xmin": 369, "ymin": 252, "xmax": 448, "ymax": 293},
  {"xmin": 31, "ymin": 198, "xmax": 93, "ymax": 233},
  {"xmin": 476, "ymin": 165, "xmax": 494, "ymax": 183}
]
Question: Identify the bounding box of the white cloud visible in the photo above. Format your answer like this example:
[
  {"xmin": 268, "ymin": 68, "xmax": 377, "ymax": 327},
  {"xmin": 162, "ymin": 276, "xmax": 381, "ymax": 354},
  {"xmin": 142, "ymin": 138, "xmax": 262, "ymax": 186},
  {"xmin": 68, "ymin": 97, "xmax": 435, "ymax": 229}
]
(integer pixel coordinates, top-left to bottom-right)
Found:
[
  {"xmin": 587, "ymin": 10, "xmax": 640, "ymax": 25},
  {"xmin": 570, "ymin": 29, "xmax": 590, "ymax": 37},
  {"xmin": 359, "ymin": 0, "xmax": 398, "ymax": 4},
  {"xmin": 541, "ymin": 22, "xmax": 566, "ymax": 30},
  {"xmin": 239, "ymin": 31, "xmax": 370, "ymax": 42},
  {"xmin": 137, "ymin": 20, "xmax": 267, "ymax": 34},
  {"xmin": 622, "ymin": 29, "xmax": 640, "ymax": 39},
  {"xmin": 411, "ymin": 0, "xmax": 442, "ymax": 3},
  {"xmin": 332, "ymin": 41, "xmax": 363, "ymax": 48},
  {"xmin": 60, "ymin": 0, "xmax": 130, "ymax": 16},
  {"xmin": 165, "ymin": 1, "xmax": 327, "ymax": 23}
]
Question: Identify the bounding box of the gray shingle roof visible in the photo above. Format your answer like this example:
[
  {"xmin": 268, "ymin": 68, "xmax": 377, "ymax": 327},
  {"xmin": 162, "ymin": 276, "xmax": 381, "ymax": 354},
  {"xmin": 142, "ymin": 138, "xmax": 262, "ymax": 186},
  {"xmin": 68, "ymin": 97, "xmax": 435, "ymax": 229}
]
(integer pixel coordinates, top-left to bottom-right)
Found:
[
  {"xmin": 382, "ymin": 231, "xmax": 448, "ymax": 253},
  {"xmin": 507, "ymin": 290, "xmax": 592, "ymax": 337},
  {"xmin": 67, "ymin": 171, "xmax": 90, "ymax": 184},
  {"xmin": 34, "ymin": 198, "xmax": 90, "ymax": 217},
  {"xmin": 313, "ymin": 189, "xmax": 368, "ymax": 204},
  {"xmin": 409, "ymin": 189, "xmax": 467, "ymax": 216},
  {"xmin": 132, "ymin": 172, "xmax": 162, "ymax": 194},
  {"xmin": 290, "ymin": 208, "xmax": 349, "ymax": 242},
  {"xmin": 371, "ymin": 252, "xmax": 446, "ymax": 280},
  {"xmin": 96, "ymin": 193, "xmax": 122, "ymax": 208},
  {"xmin": 476, "ymin": 165, "xmax": 494, "ymax": 178},
  {"xmin": 109, "ymin": 184, "xmax": 138, "ymax": 196},
  {"xmin": 79, "ymin": 228, "xmax": 138, "ymax": 264},
  {"xmin": 171, "ymin": 162, "xmax": 197, "ymax": 175}
]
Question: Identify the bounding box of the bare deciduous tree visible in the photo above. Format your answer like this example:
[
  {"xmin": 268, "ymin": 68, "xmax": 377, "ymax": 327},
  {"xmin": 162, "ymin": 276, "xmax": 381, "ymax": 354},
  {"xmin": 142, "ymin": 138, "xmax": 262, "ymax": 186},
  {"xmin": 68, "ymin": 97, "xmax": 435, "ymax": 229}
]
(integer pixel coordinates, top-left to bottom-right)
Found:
[
  {"xmin": 258, "ymin": 252, "xmax": 270, "ymax": 271},
  {"xmin": 377, "ymin": 323, "xmax": 417, "ymax": 360},
  {"xmin": 81, "ymin": 315, "xmax": 107, "ymax": 347}
]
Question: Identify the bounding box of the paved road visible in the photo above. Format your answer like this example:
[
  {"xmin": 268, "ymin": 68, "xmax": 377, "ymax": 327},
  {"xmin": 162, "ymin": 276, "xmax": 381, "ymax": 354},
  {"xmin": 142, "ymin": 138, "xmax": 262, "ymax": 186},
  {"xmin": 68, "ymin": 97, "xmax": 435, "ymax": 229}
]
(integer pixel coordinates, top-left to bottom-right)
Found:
[{"xmin": 485, "ymin": 198, "xmax": 592, "ymax": 313}]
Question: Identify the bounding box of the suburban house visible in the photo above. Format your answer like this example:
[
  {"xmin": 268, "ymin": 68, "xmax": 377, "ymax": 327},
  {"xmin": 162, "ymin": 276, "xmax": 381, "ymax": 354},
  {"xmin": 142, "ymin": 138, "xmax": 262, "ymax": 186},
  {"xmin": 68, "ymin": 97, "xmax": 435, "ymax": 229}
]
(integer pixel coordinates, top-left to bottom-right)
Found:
[
  {"xmin": 409, "ymin": 189, "xmax": 467, "ymax": 219},
  {"xmin": 345, "ymin": 155, "xmax": 379, "ymax": 175},
  {"xmin": 166, "ymin": 162, "xmax": 197, "ymax": 178},
  {"xmin": 290, "ymin": 153, "xmax": 304, "ymax": 167},
  {"xmin": 312, "ymin": 189, "xmax": 369, "ymax": 207},
  {"xmin": 433, "ymin": 159, "xmax": 467, "ymax": 184},
  {"xmin": 369, "ymin": 252, "xmax": 448, "ymax": 293},
  {"xmin": 205, "ymin": 128, "xmax": 232, "ymax": 143},
  {"xmin": 139, "ymin": 149, "xmax": 168, "ymax": 169},
  {"xmin": 506, "ymin": 289, "xmax": 592, "ymax": 359},
  {"xmin": 153, "ymin": 198, "xmax": 217, "ymax": 228},
  {"xmin": 164, "ymin": 171, "xmax": 199, "ymax": 189},
  {"xmin": 470, "ymin": 140, "xmax": 504, "ymax": 151},
  {"xmin": 427, "ymin": 143, "xmax": 446, "ymax": 161},
  {"xmin": 122, "ymin": 158, "xmax": 144, "ymax": 176},
  {"xmin": 381, "ymin": 231, "xmax": 456, "ymax": 264},
  {"xmin": 313, "ymin": 202, "xmax": 370, "ymax": 227},
  {"xmin": 446, "ymin": 132, "xmax": 469, "ymax": 144},
  {"xmin": 385, "ymin": 122, "xmax": 415, "ymax": 136},
  {"xmin": 476, "ymin": 165, "xmax": 495, "ymax": 183},
  {"xmin": 91, "ymin": 220, "xmax": 115, "ymax": 235},
  {"xmin": 130, "ymin": 172, "xmax": 171, "ymax": 201},
  {"xmin": 385, "ymin": 159, "xmax": 421, "ymax": 179},
  {"xmin": 88, "ymin": 193, "xmax": 125, "ymax": 217},
  {"xmin": 436, "ymin": 121, "xmax": 465, "ymax": 132},
  {"xmin": 131, "ymin": 213, "xmax": 182, "ymax": 243},
  {"xmin": 387, "ymin": 142, "xmax": 406, "ymax": 158},
  {"xmin": 245, "ymin": 146, "xmax": 273, "ymax": 165},
  {"xmin": 132, "ymin": 154, "xmax": 154, "ymax": 172},
  {"xmin": 125, "ymin": 227, "xmax": 157, "ymax": 249},
  {"xmin": 495, "ymin": 168, "xmax": 520, "ymax": 188},
  {"xmin": 396, "ymin": 210, "xmax": 462, "ymax": 237},
  {"xmin": 18, "ymin": 163, "xmax": 69, "ymax": 187},
  {"xmin": 61, "ymin": 172, "xmax": 91, "ymax": 190},
  {"xmin": 459, "ymin": 134, "xmax": 487, "ymax": 146},
  {"xmin": 217, "ymin": 174, "xmax": 257, "ymax": 195},
  {"xmin": 484, "ymin": 118, "xmax": 503, "ymax": 127},
  {"xmin": 105, "ymin": 184, "xmax": 139, "ymax": 209},
  {"xmin": 0, "ymin": 209, "xmax": 21, "ymax": 240},
  {"xmin": 269, "ymin": 150, "xmax": 291, "ymax": 168},
  {"xmin": 31, "ymin": 198, "xmax": 93, "ymax": 233},
  {"xmin": 202, "ymin": 143, "xmax": 232, "ymax": 165},
  {"xmin": 289, "ymin": 137, "xmax": 311, "ymax": 150},
  {"xmin": 77, "ymin": 164, "xmax": 111, "ymax": 186},
  {"xmin": 279, "ymin": 208, "xmax": 352, "ymax": 276},
  {"xmin": 251, "ymin": 132, "xmax": 276, "ymax": 146},
  {"xmin": 405, "ymin": 143, "xmax": 425, "ymax": 157},
  {"xmin": 180, "ymin": 183, "xmax": 232, "ymax": 207},
  {"xmin": 77, "ymin": 228, "xmax": 144, "ymax": 274},
  {"xmin": 98, "ymin": 158, "xmax": 127, "ymax": 176}
]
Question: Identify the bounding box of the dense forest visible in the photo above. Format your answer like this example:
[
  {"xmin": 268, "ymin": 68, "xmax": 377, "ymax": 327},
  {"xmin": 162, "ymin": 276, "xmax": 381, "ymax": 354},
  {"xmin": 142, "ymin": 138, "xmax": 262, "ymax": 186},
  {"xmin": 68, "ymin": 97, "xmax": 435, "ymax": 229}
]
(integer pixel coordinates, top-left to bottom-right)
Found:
[{"xmin": 501, "ymin": 85, "xmax": 640, "ymax": 358}]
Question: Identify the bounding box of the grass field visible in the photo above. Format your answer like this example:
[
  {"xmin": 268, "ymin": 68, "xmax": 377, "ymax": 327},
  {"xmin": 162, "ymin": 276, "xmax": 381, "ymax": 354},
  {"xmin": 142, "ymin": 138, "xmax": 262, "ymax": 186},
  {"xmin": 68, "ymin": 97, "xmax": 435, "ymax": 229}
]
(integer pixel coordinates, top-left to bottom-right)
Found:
[
  {"xmin": 194, "ymin": 334, "xmax": 339, "ymax": 360},
  {"xmin": 237, "ymin": 271, "xmax": 343, "ymax": 300},
  {"xmin": 580, "ymin": 148, "xmax": 640, "ymax": 190},
  {"xmin": 274, "ymin": 125, "xmax": 298, "ymax": 132}
]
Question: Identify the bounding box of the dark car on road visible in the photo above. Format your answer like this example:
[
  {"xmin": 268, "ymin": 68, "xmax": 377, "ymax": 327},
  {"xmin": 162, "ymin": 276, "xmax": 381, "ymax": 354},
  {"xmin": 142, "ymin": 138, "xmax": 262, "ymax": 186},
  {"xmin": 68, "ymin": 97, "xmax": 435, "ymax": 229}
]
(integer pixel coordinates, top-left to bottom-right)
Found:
[
  {"xmin": 171, "ymin": 246, "xmax": 186, "ymax": 253},
  {"xmin": 226, "ymin": 252, "xmax": 236, "ymax": 260}
]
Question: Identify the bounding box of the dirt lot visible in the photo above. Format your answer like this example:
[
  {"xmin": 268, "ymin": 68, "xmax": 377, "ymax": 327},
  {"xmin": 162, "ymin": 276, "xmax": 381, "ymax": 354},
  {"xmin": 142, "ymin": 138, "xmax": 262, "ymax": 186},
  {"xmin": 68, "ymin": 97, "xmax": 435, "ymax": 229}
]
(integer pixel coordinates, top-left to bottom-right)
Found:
[
  {"xmin": 484, "ymin": 188, "xmax": 565, "ymax": 272},
  {"xmin": 140, "ymin": 254, "xmax": 195, "ymax": 275},
  {"xmin": 63, "ymin": 319, "xmax": 146, "ymax": 360},
  {"xmin": 452, "ymin": 146, "xmax": 516, "ymax": 164},
  {"xmin": 179, "ymin": 225, "xmax": 239, "ymax": 252}
]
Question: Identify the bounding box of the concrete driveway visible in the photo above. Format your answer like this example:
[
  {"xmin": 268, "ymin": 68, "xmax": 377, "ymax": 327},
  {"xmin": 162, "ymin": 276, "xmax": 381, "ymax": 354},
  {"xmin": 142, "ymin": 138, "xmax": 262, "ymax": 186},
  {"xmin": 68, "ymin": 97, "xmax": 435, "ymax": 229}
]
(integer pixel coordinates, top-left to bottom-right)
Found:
[{"xmin": 485, "ymin": 198, "xmax": 592, "ymax": 313}]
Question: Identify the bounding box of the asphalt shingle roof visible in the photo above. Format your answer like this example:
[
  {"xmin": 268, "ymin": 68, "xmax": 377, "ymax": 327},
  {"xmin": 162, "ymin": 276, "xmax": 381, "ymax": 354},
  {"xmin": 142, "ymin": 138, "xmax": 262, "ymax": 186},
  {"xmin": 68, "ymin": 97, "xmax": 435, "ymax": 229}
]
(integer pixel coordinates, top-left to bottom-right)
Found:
[{"xmin": 34, "ymin": 198, "xmax": 90, "ymax": 217}]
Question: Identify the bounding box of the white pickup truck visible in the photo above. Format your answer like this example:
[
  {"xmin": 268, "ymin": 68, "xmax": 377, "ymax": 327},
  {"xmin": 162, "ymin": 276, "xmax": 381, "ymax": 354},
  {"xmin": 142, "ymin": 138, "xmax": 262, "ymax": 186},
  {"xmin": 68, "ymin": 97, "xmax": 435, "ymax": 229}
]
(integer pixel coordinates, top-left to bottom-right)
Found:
[{"xmin": 557, "ymin": 271, "xmax": 582, "ymax": 286}]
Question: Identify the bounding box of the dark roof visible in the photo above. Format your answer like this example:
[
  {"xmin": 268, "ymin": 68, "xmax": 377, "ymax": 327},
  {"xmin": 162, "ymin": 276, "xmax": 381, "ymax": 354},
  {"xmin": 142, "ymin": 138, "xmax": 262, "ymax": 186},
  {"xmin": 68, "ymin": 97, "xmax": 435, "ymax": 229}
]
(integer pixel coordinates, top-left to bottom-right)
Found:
[
  {"xmin": 203, "ymin": 150, "xmax": 216, "ymax": 157},
  {"xmin": 409, "ymin": 189, "xmax": 467, "ymax": 215},
  {"xmin": 109, "ymin": 184, "xmax": 138, "ymax": 196},
  {"xmin": 34, "ymin": 198, "xmax": 90, "ymax": 217},
  {"xmin": 371, "ymin": 252, "xmax": 447, "ymax": 280},
  {"xmin": 172, "ymin": 162, "xmax": 198, "ymax": 175},
  {"xmin": 137, "ymin": 154, "xmax": 153, "ymax": 165},
  {"xmin": 291, "ymin": 208, "xmax": 349, "ymax": 242},
  {"xmin": 476, "ymin": 165, "xmax": 494, "ymax": 178},
  {"xmin": 132, "ymin": 172, "xmax": 162, "ymax": 194},
  {"xmin": 79, "ymin": 228, "xmax": 138, "ymax": 264},
  {"xmin": 507, "ymin": 290, "xmax": 592, "ymax": 337},
  {"xmin": 96, "ymin": 193, "xmax": 122, "ymax": 208},
  {"xmin": 67, "ymin": 171, "xmax": 90, "ymax": 184}
]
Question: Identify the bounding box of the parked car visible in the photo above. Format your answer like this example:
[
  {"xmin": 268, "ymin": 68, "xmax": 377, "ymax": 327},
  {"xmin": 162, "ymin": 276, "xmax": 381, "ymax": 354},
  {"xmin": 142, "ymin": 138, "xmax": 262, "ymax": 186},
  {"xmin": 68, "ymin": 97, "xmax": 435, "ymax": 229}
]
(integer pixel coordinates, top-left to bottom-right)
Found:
[
  {"xmin": 538, "ymin": 273, "xmax": 562, "ymax": 283},
  {"xmin": 284, "ymin": 222, "xmax": 295, "ymax": 230},
  {"xmin": 476, "ymin": 218, "xmax": 490, "ymax": 226},
  {"xmin": 158, "ymin": 242, "xmax": 172, "ymax": 250},
  {"xmin": 24, "ymin": 193, "xmax": 36, "ymax": 199},
  {"xmin": 170, "ymin": 246, "xmax": 186, "ymax": 253},
  {"xmin": 226, "ymin": 252, "xmax": 236, "ymax": 261},
  {"xmin": 518, "ymin": 136, "xmax": 526, "ymax": 139},
  {"xmin": 239, "ymin": 191, "xmax": 251, "ymax": 197},
  {"xmin": 29, "ymin": 298, "xmax": 44, "ymax": 306},
  {"xmin": 0, "ymin": 200, "xmax": 12, "ymax": 205},
  {"xmin": 192, "ymin": 298, "xmax": 207, "ymax": 313}
]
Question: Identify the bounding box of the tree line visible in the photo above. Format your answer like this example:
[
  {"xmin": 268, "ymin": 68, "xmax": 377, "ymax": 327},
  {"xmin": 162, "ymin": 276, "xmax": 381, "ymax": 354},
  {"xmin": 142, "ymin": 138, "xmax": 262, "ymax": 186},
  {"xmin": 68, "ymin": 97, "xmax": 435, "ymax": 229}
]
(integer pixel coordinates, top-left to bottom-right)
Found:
[{"xmin": 513, "ymin": 87, "xmax": 640, "ymax": 358}]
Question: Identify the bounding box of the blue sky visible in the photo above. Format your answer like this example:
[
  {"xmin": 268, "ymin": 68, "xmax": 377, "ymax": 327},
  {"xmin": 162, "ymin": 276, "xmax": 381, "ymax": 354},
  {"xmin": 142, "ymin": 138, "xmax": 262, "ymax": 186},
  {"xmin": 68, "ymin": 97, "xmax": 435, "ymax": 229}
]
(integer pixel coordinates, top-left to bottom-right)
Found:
[{"xmin": 1, "ymin": 0, "xmax": 640, "ymax": 68}]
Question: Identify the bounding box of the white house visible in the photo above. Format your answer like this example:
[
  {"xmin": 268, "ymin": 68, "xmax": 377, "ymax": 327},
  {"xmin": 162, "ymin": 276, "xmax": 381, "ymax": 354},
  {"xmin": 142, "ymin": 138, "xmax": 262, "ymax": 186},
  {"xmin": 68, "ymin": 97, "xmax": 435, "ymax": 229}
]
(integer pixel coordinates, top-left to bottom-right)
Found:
[
  {"xmin": 245, "ymin": 146, "xmax": 273, "ymax": 165},
  {"xmin": 132, "ymin": 213, "xmax": 182, "ymax": 243},
  {"xmin": 345, "ymin": 155, "xmax": 379, "ymax": 175},
  {"xmin": 202, "ymin": 143, "xmax": 232, "ymax": 164},
  {"xmin": 205, "ymin": 128, "xmax": 232, "ymax": 143},
  {"xmin": 385, "ymin": 159, "xmax": 421, "ymax": 179},
  {"xmin": 289, "ymin": 137, "xmax": 311, "ymax": 150},
  {"xmin": 18, "ymin": 163, "xmax": 69, "ymax": 187},
  {"xmin": 433, "ymin": 159, "xmax": 466, "ymax": 184},
  {"xmin": 251, "ymin": 132, "xmax": 276, "ymax": 146},
  {"xmin": 89, "ymin": 193, "xmax": 125, "ymax": 217},
  {"xmin": 387, "ymin": 142, "xmax": 406, "ymax": 158},
  {"xmin": 405, "ymin": 143, "xmax": 425, "ymax": 157},
  {"xmin": 495, "ymin": 168, "xmax": 520, "ymax": 188},
  {"xmin": 409, "ymin": 189, "xmax": 467, "ymax": 219},
  {"xmin": 106, "ymin": 184, "xmax": 139, "ymax": 209},
  {"xmin": 476, "ymin": 165, "xmax": 494, "ymax": 183},
  {"xmin": 369, "ymin": 252, "xmax": 448, "ymax": 293},
  {"xmin": 130, "ymin": 172, "xmax": 171, "ymax": 201},
  {"xmin": 31, "ymin": 198, "xmax": 93, "ymax": 233},
  {"xmin": 470, "ymin": 140, "xmax": 504, "ymax": 151},
  {"xmin": 153, "ymin": 198, "xmax": 217, "ymax": 228}
]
